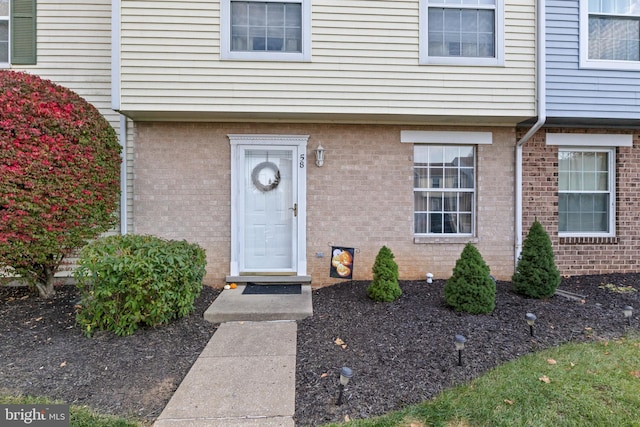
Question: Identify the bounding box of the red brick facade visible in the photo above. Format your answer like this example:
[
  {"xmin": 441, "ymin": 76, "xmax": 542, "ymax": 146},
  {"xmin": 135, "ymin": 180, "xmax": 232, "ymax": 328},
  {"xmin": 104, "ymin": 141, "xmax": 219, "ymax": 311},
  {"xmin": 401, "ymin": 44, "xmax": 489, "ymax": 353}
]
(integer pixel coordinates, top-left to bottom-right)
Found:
[{"xmin": 521, "ymin": 129, "xmax": 640, "ymax": 277}]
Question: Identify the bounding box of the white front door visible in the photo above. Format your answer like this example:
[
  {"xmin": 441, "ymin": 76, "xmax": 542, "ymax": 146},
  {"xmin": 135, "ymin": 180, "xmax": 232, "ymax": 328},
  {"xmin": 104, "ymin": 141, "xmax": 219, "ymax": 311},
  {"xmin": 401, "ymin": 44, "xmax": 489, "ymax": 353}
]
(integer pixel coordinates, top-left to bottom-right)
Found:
[{"xmin": 229, "ymin": 135, "xmax": 308, "ymax": 276}]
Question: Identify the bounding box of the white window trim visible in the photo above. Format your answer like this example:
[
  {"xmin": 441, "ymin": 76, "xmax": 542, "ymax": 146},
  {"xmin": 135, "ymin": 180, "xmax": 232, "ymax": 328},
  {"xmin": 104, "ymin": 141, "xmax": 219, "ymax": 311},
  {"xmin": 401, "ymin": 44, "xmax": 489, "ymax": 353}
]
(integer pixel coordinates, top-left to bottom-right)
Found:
[
  {"xmin": 579, "ymin": 0, "xmax": 640, "ymax": 71},
  {"xmin": 557, "ymin": 146, "xmax": 616, "ymax": 238},
  {"xmin": 220, "ymin": 0, "xmax": 311, "ymax": 62},
  {"xmin": 419, "ymin": 0, "xmax": 504, "ymax": 66}
]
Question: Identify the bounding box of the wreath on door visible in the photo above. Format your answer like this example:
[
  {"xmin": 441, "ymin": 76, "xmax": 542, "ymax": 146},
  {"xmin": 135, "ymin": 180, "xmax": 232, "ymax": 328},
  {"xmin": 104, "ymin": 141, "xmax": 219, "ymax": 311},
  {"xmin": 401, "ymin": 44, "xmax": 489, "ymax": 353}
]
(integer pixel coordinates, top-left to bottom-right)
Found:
[{"xmin": 251, "ymin": 161, "xmax": 281, "ymax": 192}]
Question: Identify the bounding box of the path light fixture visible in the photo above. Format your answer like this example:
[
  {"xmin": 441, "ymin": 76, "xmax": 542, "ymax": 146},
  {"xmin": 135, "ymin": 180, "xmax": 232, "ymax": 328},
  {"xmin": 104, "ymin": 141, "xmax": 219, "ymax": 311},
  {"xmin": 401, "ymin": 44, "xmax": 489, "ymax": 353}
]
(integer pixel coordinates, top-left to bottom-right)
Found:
[
  {"xmin": 624, "ymin": 306, "xmax": 633, "ymax": 327},
  {"xmin": 336, "ymin": 366, "xmax": 353, "ymax": 405},
  {"xmin": 526, "ymin": 313, "xmax": 537, "ymax": 337},
  {"xmin": 315, "ymin": 144, "xmax": 325, "ymax": 167},
  {"xmin": 454, "ymin": 335, "xmax": 466, "ymax": 367}
]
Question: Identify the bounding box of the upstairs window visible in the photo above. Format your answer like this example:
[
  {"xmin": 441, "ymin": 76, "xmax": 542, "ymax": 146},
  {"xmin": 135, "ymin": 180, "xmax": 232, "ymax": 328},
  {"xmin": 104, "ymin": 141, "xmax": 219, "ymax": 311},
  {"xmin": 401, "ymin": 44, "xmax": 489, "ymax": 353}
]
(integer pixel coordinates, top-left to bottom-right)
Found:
[
  {"xmin": 558, "ymin": 148, "xmax": 615, "ymax": 236},
  {"xmin": 420, "ymin": 0, "xmax": 504, "ymax": 65},
  {"xmin": 414, "ymin": 145, "xmax": 475, "ymax": 235},
  {"xmin": 580, "ymin": 0, "xmax": 640, "ymax": 70},
  {"xmin": 1, "ymin": 0, "xmax": 37, "ymax": 66},
  {"xmin": 221, "ymin": 0, "xmax": 310, "ymax": 61},
  {"xmin": 1, "ymin": 0, "xmax": 8, "ymax": 63}
]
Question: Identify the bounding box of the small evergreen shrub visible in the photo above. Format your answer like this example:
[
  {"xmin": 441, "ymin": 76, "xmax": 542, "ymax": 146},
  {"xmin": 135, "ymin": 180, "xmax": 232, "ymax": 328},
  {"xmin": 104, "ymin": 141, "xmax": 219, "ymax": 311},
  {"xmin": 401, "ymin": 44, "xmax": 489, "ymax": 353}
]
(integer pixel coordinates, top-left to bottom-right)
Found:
[
  {"xmin": 367, "ymin": 246, "xmax": 402, "ymax": 302},
  {"xmin": 512, "ymin": 219, "xmax": 561, "ymax": 298},
  {"xmin": 74, "ymin": 234, "xmax": 206, "ymax": 336},
  {"xmin": 444, "ymin": 243, "xmax": 496, "ymax": 314}
]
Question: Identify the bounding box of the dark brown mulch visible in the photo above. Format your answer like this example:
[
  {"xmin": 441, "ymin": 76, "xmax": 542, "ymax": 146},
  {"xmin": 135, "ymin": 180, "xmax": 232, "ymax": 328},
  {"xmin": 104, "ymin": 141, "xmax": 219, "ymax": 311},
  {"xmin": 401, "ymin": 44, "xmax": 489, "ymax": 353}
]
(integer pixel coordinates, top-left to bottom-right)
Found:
[
  {"xmin": 1, "ymin": 274, "xmax": 639, "ymax": 426},
  {"xmin": 0, "ymin": 284, "xmax": 220, "ymax": 424},
  {"xmin": 294, "ymin": 274, "xmax": 640, "ymax": 426}
]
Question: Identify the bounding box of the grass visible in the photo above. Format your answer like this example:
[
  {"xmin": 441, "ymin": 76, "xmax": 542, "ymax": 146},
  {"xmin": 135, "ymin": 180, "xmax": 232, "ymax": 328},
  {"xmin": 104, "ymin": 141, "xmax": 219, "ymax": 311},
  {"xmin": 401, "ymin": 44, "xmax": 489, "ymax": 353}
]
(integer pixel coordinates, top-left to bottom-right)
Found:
[
  {"xmin": 326, "ymin": 336, "xmax": 640, "ymax": 427},
  {"xmin": 0, "ymin": 395, "xmax": 142, "ymax": 427},
  {"xmin": 3, "ymin": 337, "xmax": 639, "ymax": 427}
]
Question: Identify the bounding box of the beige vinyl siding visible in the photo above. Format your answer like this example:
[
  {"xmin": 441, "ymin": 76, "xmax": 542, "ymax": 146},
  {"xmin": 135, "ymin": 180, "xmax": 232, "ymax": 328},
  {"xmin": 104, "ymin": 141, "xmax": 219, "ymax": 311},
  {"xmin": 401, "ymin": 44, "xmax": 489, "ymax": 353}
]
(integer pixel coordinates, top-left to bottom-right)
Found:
[
  {"xmin": 119, "ymin": 0, "xmax": 536, "ymax": 124},
  {"xmin": 14, "ymin": 0, "xmax": 133, "ymax": 233}
]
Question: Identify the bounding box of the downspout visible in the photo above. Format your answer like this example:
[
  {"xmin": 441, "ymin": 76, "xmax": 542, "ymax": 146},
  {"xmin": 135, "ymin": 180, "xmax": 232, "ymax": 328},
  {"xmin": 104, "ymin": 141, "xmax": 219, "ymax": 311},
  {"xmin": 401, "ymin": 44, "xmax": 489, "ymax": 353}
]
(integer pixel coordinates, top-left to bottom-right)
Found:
[
  {"xmin": 515, "ymin": 0, "xmax": 546, "ymax": 264},
  {"xmin": 112, "ymin": 0, "xmax": 127, "ymax": 234}
]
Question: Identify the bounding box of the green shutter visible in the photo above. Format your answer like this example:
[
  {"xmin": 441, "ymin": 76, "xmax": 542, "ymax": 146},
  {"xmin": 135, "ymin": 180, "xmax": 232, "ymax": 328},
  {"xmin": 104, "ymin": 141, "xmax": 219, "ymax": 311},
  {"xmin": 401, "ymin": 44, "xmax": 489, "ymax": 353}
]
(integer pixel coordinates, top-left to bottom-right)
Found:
[{"xmin": 11, "ymin": 0, "xmax": 36, "ymax": 65}]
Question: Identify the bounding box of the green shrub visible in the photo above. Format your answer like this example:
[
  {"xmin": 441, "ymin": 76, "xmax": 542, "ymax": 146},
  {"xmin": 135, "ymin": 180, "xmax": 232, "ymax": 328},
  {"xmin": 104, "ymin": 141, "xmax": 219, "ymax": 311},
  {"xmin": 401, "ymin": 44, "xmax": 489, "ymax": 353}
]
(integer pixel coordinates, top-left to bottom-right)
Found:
[
  {"xmin": 444, "ymin": 243, "xmax": 496, "ymax": 314},
  {"xmin": 74, "ymin": 234, "xmax": 206, "ymax": 336},
  {"xmin": 512, "ymin": 219, "xmax": 561, "ymax": 298},
  {"xmin": 367, "ymin": 246, "xmax": 402, "ymax": 302}
]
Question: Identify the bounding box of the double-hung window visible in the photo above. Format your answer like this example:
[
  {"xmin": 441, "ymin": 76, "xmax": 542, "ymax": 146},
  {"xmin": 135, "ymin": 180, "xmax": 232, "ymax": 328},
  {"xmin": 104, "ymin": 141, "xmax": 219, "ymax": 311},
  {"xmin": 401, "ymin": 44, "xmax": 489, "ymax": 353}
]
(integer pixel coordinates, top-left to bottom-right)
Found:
[
  {"xmin": 558, "ymin": 148, "xmax": 615, "ymax": 236},
  {"xmin": 580, "ymin": 0, "xmax": 640, "ymax": 70},
  {"xmin": 420, "ymin": 0, "xmax": 504, "ymax": 65},
  {"xmin": 221, "ymin": 0, "xmax": 310, "ymax": 61},
  {"xmin": 1, "ymin": 0, "xmax": 8, "ymax": 63},
  {"xmin": 1, "ymin": 0, "xmax": 37, "ymax": 66},
  {"xmin": 414, "ymin": 145, "xmax": 475, "ymax": 235}
]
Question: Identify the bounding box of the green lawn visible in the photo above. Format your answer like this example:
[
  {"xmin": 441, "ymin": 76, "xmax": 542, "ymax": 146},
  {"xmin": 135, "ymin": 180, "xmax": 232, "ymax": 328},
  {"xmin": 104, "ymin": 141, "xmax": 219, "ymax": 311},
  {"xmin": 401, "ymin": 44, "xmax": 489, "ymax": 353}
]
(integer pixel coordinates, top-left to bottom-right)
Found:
[{"xmin": 325, "ymin": 337, "xmax": 640, "ymax": 427}]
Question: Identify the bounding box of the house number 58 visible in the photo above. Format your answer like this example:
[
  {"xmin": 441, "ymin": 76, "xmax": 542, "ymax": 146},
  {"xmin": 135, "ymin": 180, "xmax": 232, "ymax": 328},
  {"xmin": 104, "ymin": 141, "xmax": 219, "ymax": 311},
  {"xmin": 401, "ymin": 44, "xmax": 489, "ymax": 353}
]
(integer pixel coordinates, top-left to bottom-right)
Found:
[{"xmin": 299, "ymin": 154, "xmax": 305, "ymax": 168}]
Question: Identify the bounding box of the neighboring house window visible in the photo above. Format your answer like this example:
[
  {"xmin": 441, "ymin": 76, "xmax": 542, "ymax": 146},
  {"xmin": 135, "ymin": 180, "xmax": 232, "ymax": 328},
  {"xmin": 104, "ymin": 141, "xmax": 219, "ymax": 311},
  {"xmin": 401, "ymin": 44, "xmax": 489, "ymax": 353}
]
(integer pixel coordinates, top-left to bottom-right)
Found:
[
  {"xmin": 221, "ymin": 0, "xmax": 311, "ymax": 61},
  {"xmin": 0, "ymin": 0, "xmax": 8, "ymax": 63},
  {"xmin": 1, "ymin": 0, "xmax": 37, "ymax": 66},
  {"xmin": 414, "ymin": 145, "xmax": 475, "ymax": 235},
  {"xmin": 558, "ymin": 148, "xmax": 615, "ymax": 236},
  {"xmin": 420, "ymin": 0, "xmax": 504, "ymax": 65},
  {"xmin": 580, "ymin": 0, "xmax": 640, "ymax": 70}
]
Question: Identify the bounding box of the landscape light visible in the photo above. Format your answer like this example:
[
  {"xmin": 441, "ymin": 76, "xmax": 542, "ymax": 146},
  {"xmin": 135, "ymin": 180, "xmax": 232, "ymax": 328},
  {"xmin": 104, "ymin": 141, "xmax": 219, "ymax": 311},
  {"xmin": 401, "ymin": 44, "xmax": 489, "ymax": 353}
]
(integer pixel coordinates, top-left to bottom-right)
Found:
[
  {"xmin": 525, "ymin": 313, "xmax": 537, "ymax": 337},
  {"xmin": 337, "ymin": 367, "xmax": 353, "ymax": 405},
  {"xmin": 624, "ymin": 306, "xmax": 633, "ymax": 326},
  {"xmin": 455, "ymin": 335, "xmax": 466, "ymax": 366}
]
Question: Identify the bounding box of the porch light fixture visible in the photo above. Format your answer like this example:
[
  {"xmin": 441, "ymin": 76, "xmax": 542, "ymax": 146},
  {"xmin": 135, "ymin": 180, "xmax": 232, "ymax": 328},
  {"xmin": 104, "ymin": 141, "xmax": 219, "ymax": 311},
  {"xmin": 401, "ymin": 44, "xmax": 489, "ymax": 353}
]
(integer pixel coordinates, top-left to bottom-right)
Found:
[
  {"xmin": 454, "ymin": 335, "xmax": 466, "ymax": 366},
  {"xmin": 526, "ymin": 313, "xmax": 537, "ymax": 337},
  {"xmin": 315, "ymin": 144, "xmax": 325, "ymax": 167},
  {"xmin": 624, "ymin": 306, "xmax": 633, "ymax": 326},
  {"xmin": 337, "ymin": 366, "xmax": 353, "ymax": 405}
]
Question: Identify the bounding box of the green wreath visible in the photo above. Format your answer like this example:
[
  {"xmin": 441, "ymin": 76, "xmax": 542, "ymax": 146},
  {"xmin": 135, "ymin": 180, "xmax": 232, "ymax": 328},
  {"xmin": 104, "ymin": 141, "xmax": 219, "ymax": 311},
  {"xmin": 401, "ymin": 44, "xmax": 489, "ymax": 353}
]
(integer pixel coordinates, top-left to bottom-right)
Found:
[{"xmin": 251, "ymin": 161, "xmax": 281, "ymax": 192}]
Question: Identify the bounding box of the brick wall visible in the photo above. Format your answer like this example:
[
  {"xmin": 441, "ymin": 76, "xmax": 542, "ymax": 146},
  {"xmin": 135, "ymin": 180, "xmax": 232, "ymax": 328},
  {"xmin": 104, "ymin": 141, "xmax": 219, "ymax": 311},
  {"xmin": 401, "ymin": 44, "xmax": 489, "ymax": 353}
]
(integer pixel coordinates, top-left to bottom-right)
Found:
[
  {"xmin": 521, "ymin": 129, "xmax": 640, "ymax": 277},
  {"xmin": 133, "ymin": 122, "xmax": 516, "ymax": 287}
]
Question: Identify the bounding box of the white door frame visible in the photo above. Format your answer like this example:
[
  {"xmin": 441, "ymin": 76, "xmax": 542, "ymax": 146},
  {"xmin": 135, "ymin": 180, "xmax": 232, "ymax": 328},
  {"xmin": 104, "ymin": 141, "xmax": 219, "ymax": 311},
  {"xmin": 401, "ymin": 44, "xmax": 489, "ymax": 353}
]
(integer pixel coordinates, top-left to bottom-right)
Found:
[{"xmin": 229, "ymin": 134, "xmax": 308, "ymax": 276}]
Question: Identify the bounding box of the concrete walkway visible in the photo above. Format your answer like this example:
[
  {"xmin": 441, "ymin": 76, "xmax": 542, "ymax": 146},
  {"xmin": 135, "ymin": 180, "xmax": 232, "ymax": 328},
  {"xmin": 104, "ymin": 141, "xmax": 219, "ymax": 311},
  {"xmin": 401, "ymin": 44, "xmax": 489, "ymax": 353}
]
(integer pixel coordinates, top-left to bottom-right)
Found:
[
  {"xmin": 154, "ymin": 321, "xmax": 297, "ymax": 427},
  {"xmin": 154, "ymin": 284, "xmax": 311, "ymax": 427}
]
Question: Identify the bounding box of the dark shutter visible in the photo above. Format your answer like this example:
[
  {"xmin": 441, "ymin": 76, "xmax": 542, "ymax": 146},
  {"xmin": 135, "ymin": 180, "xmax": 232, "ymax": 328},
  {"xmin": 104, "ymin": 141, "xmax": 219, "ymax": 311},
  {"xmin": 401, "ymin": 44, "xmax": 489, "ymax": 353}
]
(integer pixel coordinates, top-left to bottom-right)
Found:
[{"xmin": 11, "ymin": 0, "xmax": 36, "ymax": 65}]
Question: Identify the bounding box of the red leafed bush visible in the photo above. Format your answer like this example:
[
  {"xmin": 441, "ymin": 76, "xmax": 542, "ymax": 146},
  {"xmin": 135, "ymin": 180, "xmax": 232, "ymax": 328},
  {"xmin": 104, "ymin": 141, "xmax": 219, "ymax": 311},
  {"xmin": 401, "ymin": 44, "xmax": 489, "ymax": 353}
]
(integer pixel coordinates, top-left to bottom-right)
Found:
[{"xmin": 0, "ymin": 70, "xmax": 121, "ymax": 298}]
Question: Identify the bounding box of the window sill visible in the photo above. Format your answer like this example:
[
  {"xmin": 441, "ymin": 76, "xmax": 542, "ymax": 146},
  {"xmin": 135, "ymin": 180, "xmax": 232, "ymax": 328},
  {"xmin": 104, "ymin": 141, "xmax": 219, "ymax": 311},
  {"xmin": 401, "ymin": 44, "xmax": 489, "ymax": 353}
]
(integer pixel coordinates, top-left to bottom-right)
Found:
[
  {"xmin": 414, "ymin": 236, "xmax": 478, "ymax": 244},
  {"xmin": 559, "ymin": 236, "xmax": 619, "ymax": 245}
]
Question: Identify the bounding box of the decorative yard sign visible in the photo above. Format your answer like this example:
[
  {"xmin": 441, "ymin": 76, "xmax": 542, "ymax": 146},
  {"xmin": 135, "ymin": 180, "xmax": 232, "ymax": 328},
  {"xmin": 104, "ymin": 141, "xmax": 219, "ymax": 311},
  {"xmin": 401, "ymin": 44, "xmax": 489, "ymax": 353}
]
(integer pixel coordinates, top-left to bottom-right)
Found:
[{"xmin": 330, "ymin": 246, "xmax": 355, "ymax": 279}]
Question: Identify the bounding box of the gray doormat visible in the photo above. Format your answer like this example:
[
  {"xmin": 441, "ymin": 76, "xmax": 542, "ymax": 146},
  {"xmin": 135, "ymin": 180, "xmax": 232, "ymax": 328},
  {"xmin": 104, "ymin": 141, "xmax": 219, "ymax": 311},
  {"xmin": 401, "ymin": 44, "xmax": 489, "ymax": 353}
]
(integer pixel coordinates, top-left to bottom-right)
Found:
[{"xmin": 242, "ymin": 283, "xmax": 302, "ymax": 295}]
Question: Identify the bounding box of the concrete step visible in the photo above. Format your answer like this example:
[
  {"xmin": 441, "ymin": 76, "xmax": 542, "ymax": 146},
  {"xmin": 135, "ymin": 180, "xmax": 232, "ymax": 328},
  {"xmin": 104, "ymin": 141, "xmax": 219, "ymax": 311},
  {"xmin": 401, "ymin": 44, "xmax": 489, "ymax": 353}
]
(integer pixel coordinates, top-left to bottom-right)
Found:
[{"xmin": 204, "ymin": 284, "xmax": 313, "ymax": 323}]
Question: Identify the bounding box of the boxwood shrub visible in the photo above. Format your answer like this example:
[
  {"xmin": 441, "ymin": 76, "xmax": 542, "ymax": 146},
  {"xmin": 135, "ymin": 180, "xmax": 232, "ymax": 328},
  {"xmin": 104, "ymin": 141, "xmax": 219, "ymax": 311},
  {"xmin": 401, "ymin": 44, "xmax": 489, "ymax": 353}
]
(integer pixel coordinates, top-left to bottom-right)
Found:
[{"xmin": 74, "ymin": 234, "xmax": 206, "ymax": 336}]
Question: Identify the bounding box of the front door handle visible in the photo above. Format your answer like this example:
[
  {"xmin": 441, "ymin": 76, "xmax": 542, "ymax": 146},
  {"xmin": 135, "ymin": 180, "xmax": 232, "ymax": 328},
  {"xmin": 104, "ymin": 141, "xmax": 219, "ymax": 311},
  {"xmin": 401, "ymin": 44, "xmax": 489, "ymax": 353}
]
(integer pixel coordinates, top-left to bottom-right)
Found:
[{"xmin": 290, "ymin": 203, "xmax": 298, "ymax": 217}]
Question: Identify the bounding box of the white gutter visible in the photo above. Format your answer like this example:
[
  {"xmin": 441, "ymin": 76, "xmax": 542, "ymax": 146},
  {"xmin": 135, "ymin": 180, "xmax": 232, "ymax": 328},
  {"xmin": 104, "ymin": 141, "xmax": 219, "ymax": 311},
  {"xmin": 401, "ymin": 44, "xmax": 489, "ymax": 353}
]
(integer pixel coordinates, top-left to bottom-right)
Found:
[
  {"xmin": 515, "ymin": 0, "xmax": 546, "ymax": 264},
  {"xmin": 112, "ymin": 0, "xmax": 127, "ymax": 234}
]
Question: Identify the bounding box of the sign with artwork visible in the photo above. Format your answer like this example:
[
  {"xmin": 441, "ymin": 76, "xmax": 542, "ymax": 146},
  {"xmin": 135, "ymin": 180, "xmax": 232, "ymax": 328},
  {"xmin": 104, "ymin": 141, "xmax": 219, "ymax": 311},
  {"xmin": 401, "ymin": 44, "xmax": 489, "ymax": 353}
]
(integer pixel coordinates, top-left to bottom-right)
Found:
[{"xmin": 330, "ymin": 246, "xmax": 354, "ymax": 279}]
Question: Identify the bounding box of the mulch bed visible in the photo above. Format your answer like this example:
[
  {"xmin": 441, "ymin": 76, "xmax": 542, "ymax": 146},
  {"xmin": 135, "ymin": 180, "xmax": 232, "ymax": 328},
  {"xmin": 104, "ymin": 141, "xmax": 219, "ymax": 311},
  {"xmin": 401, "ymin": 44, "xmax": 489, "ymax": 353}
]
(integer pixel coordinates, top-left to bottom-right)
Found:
[{"xmin": 1, "ymin": 273, "xmax": 638, "ymax": 426}]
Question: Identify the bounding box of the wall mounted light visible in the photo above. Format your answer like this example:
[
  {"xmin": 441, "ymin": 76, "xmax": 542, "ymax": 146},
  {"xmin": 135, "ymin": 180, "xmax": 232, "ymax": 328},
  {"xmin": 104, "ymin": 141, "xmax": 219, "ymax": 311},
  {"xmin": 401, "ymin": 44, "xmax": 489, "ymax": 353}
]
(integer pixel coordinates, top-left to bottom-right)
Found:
[
  {"xmin": 337, "ymin": 366, "xmax": 353, "ymax": 405},
  {"xmin": 526, "ymin": 313, "xmax": 537, "ymax": 337},
  {"xmin": 624, "ymin": 305, "xmax": 633, "ymax": 326},
  {"xmin": 315, "ymin": 144, "xmax": 325, "ymax": 167}
]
